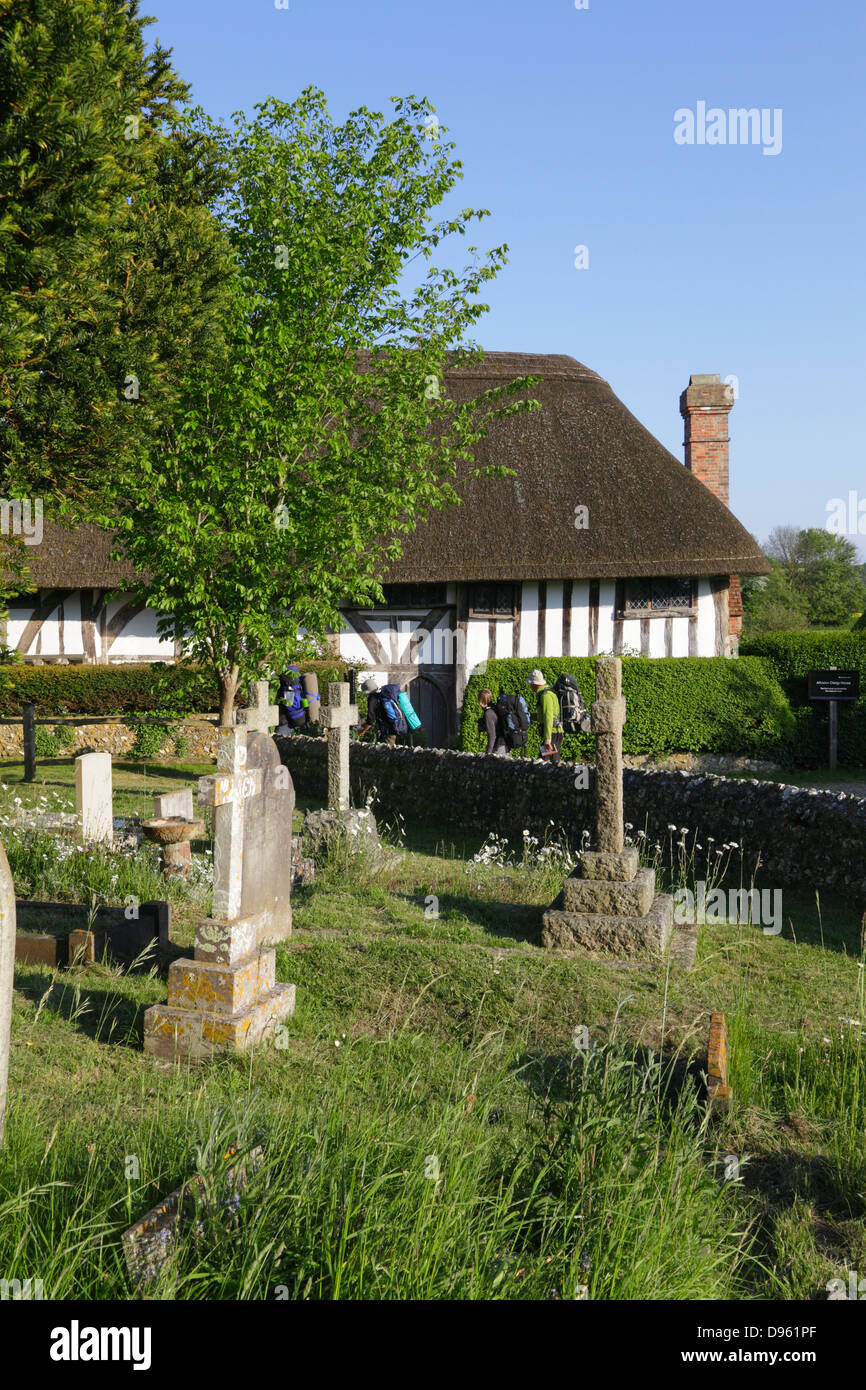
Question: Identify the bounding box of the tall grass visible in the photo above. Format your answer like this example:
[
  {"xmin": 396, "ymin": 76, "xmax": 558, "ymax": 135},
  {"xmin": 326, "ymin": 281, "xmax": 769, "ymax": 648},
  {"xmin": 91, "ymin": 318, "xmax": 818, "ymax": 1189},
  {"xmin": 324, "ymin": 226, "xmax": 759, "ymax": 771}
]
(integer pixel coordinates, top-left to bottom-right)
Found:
[{"xmin": 0, "ymin": 1029, "xmax": 751, "ymax": 1300}]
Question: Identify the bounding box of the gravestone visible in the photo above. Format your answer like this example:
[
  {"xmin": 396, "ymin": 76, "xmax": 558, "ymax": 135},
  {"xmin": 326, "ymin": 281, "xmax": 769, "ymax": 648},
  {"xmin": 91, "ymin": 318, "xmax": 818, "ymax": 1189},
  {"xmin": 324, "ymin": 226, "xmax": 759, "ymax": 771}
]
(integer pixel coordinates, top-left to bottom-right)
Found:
[
  {"xmin": 143, "ymin": 694, "xmax": 296, "ymax": 1061},
  {"xmin": 301, "ymin": 682, "xmax": 379, "ymax": 859},
  {"xmin": 0, "ymin": 839, "xmax": 15, "ymax": 1146},
  {"xmin": 239, "ymin": 730, "xmax": 293, "ymax": 946},
  {"xmin": 75, "ymin": 752, "xmax": 113, "ymax": 845},
  {"xmin": 541, "ymin": 657, "xmax": 675, "ymax": 957},
  {"xmin": 153, "ymin": 788, "xmax": 195, "ymax": 821}
]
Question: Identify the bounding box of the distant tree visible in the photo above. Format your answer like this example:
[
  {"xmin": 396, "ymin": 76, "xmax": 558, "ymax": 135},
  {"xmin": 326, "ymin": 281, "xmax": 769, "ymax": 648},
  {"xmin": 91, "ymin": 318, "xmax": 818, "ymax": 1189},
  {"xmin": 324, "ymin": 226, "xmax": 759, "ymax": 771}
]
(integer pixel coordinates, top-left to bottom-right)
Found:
[
  {"xmin": 0, "ymin": 0, "xmax": 233, "ymax": 505},
  {"xmin": 99, "ymin": 92, "xmax": 539, "ymax": 723},
  {"xmin": 763, "ymin": 527, "xmax": 866, "ymax": 627},
  {"xmin": 742, "ymin": 562, "xmax": 810, "ymax": 635}
]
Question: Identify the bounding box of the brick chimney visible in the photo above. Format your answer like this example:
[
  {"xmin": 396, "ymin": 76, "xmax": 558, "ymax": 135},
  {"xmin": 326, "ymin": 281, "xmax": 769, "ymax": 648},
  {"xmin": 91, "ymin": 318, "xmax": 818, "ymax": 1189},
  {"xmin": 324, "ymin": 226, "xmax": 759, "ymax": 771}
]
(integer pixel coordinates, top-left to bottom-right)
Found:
[
  {"xmin": 679, "ymin": 373, "xmax": 741, "ymax": 650},
  {"xmin": 679, "ymin": 373, "xmax": 733, "ymax": 505}
]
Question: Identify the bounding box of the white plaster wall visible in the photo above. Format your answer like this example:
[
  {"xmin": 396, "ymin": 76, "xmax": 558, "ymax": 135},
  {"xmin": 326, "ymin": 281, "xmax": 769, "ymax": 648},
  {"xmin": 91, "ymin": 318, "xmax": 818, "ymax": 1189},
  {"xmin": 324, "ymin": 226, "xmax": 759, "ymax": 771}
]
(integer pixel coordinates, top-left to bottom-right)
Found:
[
  {"xmin": 695, "ymin": 579, "xmax": 716, "ymax": 656},
  {"xmin": 648, "ymin": 619, "xmax": 667, "ymax": 659},
  {"xmin": 596, "ymin": 581, "xmax": 616, "ymax": 653},
  {"xmin": 570, "ymin": 581, "xmax": 591, "ymax": 656},
  {"xmin": 519, "ymin": 582, "xmax": 539, "ymax": 657},
  {"xmin": 671, "ymin": 616, "xmax": 690, "ymax": 658},
  {"xmin": 620, "ymin": 617, "xmax": 641, "ymax": 654},
  {"xmin": 102, "ymin": 600, "xmax": 174, "ymax": 660},
  {"xmin": 495, "ymin": 620, "xmax": 512, "ymax": 659},
  {"xmin": 464, "ymin": 616, "xmax": 490, "ymax": 673},
  {"xmin": 544, "ymin": 581, "xmax": 564, "ymax": 656}
]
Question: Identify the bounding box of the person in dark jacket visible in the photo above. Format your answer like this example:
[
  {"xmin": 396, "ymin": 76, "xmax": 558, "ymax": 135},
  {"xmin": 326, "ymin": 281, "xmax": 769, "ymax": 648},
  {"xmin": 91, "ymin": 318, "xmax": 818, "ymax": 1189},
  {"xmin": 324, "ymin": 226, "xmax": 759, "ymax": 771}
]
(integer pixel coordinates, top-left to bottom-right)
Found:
[{"xmin": 478, "ymin": 688, "xmax": 508, "ymax": 756}]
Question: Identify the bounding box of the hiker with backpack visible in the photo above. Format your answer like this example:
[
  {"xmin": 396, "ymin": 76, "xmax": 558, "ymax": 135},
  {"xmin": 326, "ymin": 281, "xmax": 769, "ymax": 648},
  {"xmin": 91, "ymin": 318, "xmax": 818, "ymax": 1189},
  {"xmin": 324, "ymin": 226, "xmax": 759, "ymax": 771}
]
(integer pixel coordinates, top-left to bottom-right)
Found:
[
  {"xmin": 529, "ymin": 669, "xmax": 564, "ymax": 764},
  {"xmin": 529, "ymin": 668, "xmax": 591, "ymax": 764},
  {"xmin": 358, "ymin": 677, "xmax": 420, "ymax": 745},
  {"xmin": 478, "ymin": 688, "xmax": 508, "ymax": 756}
]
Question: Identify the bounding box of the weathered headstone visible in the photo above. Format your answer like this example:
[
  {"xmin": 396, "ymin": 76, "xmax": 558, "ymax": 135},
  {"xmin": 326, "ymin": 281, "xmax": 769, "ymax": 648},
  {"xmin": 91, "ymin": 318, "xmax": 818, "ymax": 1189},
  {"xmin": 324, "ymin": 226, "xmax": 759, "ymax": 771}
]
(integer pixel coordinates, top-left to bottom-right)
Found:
[
  {"xmin": 239, "ymin": 730, "xmax": 293, "ymax": 946},
  {"xmin": 541, "ymin": 656, "xmax": 674, "ymax": 957},
  {"xmin": 238, "ymin": 680, "xmax": 280, "ymax": 736},
  {"xmin": 322, "ymin": 682, "xmax": 357, "ymax": 813},
  {"xmin": 301, "ymin": 682, "xmax": 379, "ymax": 859},
  {"xmin": 143, "ymin": 696, "xmax": 296, "ymax": 1061},
  {"xmin": 153, "ymin": 788, "xmax": 195, "ymax": 821},
  {"xmin": 0, "ymin": 839, "xmax": 15, "ymax": 1146},
  {"xmin": 75, "ymin": 751, "xmax": 113, "ymax": 845}
]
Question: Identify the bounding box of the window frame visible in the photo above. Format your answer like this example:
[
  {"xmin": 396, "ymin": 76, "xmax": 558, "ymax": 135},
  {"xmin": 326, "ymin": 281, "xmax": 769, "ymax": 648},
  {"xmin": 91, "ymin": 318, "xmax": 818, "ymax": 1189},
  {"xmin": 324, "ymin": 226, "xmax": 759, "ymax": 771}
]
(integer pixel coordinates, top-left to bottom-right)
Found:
[
  {"xmin": 618, "ymin": 577, "xmax": 697, "ymax": 619},
  {"xmin": 467, "ymin": 582, "xmax": 517, "ymax": 619}
]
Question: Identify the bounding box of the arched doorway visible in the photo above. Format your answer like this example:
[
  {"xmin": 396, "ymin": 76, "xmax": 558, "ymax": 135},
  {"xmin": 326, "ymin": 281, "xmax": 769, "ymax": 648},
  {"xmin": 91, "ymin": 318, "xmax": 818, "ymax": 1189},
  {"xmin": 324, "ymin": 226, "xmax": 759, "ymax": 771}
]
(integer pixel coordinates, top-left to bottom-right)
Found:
[{"xmin": 407, "ymin": 672, "xmax": 450, "ymax": 747}]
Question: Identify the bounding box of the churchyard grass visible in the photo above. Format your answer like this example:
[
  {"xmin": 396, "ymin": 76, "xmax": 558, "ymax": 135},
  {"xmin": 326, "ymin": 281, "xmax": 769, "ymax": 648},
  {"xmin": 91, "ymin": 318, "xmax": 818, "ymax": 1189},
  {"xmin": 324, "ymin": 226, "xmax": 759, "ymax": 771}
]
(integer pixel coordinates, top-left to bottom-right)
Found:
[{"xmin": 0, "ymin": 798, "xmax": 863, "ymax": 1300}]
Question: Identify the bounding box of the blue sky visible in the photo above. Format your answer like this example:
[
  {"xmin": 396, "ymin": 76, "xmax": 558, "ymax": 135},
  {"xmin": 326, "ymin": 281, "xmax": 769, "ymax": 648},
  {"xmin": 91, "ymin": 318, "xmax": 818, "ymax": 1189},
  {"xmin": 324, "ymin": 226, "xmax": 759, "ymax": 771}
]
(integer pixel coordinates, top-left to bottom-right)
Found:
[{"xmin": 151, "ymin": 0, "xmax": 865, "ymax": 557}]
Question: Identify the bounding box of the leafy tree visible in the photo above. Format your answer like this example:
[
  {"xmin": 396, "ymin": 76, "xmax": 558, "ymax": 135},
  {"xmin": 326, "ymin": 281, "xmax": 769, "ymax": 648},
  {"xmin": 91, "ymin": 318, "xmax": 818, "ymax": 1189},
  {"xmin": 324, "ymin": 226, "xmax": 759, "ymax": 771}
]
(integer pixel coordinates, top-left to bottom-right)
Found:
[
  {"xmin": 0, "ymin": 0, "xmax": 233, "ymax": 504},
  {"xmin": 102, "ymin": 92, "xmax": 538, "ymax": 722},
  {"xmin": 765, "ymin": 527, "xmax": 866, "ymax": 627},
  {"xmin": 742, "ymin": 561, "xmax": 810, "ymax": 635}
]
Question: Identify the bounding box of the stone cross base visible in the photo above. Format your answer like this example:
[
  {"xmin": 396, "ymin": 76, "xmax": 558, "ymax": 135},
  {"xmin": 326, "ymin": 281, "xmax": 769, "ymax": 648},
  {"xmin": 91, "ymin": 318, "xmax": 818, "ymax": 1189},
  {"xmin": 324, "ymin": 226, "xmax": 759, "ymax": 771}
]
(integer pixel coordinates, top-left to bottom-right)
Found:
[
  {"xmin": 143, "ymin": 914, "xmax": 295, "ymax": 1061},
  {"xmin": 541, "ymin": 845, "xmax": 675, "ymax": 958}
]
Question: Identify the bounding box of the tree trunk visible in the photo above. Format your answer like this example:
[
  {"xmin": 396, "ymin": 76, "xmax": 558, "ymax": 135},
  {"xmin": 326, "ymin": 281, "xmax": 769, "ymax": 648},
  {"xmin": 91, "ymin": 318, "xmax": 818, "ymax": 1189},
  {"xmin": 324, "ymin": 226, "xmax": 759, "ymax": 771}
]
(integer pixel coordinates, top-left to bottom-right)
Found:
[{"xmin": 218, "ymin": 667, "xmax": 240, "ymax": 727}]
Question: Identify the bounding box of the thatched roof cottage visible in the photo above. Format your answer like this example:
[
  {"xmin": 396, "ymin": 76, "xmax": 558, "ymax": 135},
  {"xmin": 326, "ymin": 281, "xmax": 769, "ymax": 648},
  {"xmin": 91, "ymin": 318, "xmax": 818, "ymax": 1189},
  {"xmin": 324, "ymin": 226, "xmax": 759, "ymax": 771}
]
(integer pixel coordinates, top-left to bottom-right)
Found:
[{"xmin": 2, "ymin": 354, "xmax": 767, "ymax": 744}]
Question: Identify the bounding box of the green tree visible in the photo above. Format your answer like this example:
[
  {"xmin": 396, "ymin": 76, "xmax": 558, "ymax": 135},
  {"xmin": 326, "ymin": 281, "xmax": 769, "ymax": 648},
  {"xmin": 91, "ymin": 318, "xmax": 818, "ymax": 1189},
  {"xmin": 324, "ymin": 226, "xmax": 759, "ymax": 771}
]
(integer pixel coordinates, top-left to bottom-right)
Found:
[
  {"xmin": 766, "ymin": 527, "xmax": 866, "ymax": 627},
  {"xmin": 0, "ymin": 0, "xmax": 233, "ymax": 503},
  {"xmin": 103, "ymin": 92, "xmax": 538, "ymax": 722},
  {"xmin": 742, "ymin": 561, "xmax": 810, "ymax": 635}
]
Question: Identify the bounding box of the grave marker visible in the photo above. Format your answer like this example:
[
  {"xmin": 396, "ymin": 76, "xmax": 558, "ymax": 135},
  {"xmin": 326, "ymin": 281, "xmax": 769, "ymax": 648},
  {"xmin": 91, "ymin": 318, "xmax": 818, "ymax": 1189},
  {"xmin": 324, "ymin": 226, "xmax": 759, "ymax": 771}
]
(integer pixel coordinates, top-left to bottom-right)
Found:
[
  {"xmin": 75, "ymin": 751, "xmax": 113, "ymax": 845},
  {"xmin": 541, "ymin": 656, "xmax": 675, "ymax": 957},
  {"xmin": 143, "ymin": 689, "xmax": 296, "ymax": 1061},
  {"xmin": 153, "ymin": 788, "xmax": 195, "ymax": 821},
  {"xmin": 321, "ymin": 682, "xmax": 358, "ymax": 812}
]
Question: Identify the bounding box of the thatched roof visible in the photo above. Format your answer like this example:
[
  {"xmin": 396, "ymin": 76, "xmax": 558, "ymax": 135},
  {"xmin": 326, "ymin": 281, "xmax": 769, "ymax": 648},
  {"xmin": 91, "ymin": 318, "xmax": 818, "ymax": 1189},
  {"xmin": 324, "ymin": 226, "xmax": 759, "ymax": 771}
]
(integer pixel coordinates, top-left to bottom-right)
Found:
[
  {"xmin": 3, "ymin": 352, "xmax": 768, "ymax": 590},
  {"xmin": 385, "ymin": 353, "xmax": 769, "ymax": 581},
  {"xmin": 2, "ymin": 522, "xmax": 139, "ymax": 590}
]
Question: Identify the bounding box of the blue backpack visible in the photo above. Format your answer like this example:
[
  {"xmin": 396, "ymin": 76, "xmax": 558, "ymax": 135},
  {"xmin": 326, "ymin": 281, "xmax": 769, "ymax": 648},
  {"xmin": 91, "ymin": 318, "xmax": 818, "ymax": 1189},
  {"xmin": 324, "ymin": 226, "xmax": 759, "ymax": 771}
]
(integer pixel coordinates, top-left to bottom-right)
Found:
[
  {"xmin": 278, "ymin": 667, "xmax": 306, "ymax": 726},
  {"xmin": 378, "ymin": 683, "xmax": 408, "ymax": 735}
]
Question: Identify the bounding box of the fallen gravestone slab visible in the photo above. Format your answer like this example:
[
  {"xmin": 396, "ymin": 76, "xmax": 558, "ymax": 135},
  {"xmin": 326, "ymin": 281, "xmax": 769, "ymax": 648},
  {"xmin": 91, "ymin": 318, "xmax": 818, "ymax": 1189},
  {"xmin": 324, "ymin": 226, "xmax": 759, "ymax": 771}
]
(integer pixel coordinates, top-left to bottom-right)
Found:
[{"xmin": 122, "ymin": 1144, "xmax": 263, "ymax": 1288}]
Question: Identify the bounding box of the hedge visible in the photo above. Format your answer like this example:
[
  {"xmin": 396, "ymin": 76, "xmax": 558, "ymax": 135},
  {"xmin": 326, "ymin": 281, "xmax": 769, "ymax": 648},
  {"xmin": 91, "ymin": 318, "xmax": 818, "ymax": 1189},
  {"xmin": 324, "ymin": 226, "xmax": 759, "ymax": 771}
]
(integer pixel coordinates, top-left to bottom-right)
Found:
[
  {"xmin": 460, "ymin": 656, "xmax": 796, "ymax": 759},
  {"xmin": 0, "ymin": 659, "xmax": 349, "ymax": 716},
  {"xmin": 740, "ymin": 631, "xmax": 866, "ymax": 765},
  {"xmin": 740, "ymin": 631, "xmax": 866, "ymax": 700}
]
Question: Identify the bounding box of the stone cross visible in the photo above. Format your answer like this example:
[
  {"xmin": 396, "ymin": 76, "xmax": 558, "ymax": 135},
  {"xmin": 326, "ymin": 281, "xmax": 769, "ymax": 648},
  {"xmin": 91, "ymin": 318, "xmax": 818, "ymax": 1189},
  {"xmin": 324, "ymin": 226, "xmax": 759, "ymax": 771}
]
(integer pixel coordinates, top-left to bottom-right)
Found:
[
  {"xmin": 321, "ymin": 682, "xmax": 358, "ymax": 813},
  {"xmin": 197, "ymin": 728, "xmax": 263, "ymax": 920},
  {"xmin": 238, "ymin": 680, "xmax": 279, "ymax": 736},
  {"xmin": 590, "ymin": 657, "xmax": 626, "ymax": 855},
  {"xmin": 0, "ymin": 839, "xmax": 15, "ymax": 1146}
]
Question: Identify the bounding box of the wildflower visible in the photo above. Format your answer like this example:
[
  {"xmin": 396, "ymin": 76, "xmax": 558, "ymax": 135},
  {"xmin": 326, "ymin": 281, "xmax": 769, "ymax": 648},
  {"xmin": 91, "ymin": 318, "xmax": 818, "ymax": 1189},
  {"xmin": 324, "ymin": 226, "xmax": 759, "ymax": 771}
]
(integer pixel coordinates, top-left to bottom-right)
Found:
[
  {"xmin": 823, "ymin": 1036, "xmax": 831, "ymax": 1044},
  {"xmin": 667, "ymin": 823, "xmax": 676, "ymax": 831},
  {"xmin": 334, "ymin": 1040, "xmax": 341, "ymax": 1048},
  {"xmin": 624, "ymin": 822, "xmax": 633, "ymax": 831}
]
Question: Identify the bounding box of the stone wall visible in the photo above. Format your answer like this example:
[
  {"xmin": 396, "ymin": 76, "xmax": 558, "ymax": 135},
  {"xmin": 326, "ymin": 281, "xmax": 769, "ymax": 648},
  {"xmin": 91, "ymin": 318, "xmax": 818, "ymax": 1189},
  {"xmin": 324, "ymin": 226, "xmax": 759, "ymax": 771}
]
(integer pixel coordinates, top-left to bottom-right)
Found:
[
  {"xmin": 277, "ymin": 735, "xmax": 866, "ymax": 902},
  {"xmin": 0, "ymin": 719, "xmax": 218, "ymax": 761}
]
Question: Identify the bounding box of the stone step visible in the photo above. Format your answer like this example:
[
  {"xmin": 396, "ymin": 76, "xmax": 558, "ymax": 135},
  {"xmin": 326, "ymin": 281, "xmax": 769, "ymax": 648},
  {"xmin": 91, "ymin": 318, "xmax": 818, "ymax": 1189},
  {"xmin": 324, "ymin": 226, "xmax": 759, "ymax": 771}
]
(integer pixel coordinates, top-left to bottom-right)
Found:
[
  {"xmin": 541, "ymin": 894, "xmax": 674, "ymax": 957},
  {"xmin": 166, "ymin": 949, "xmax": 276, "ymax": 1015},
  {"xmin": 562, "ymin": 866, "xmax": 655, "ymax": 916},
  {"xmin": 143, "ymin": 983, "xmax": 295, "ymax": 1062},
  {"xmin": 578, "ymin": 846, "xmax": 639, "ymax": 883}
]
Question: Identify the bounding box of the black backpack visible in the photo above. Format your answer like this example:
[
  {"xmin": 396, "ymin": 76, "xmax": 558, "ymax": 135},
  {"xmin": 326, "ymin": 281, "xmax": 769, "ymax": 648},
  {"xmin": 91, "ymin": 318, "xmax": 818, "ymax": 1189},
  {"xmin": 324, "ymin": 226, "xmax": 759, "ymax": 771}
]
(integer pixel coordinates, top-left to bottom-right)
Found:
[
  {"xmin": 554, "ymin": 673, "xmax": 587, "ymax": 733},
  {"xmin": 495, "ymin": 692, "xmax": 530, "ymax": 749}
]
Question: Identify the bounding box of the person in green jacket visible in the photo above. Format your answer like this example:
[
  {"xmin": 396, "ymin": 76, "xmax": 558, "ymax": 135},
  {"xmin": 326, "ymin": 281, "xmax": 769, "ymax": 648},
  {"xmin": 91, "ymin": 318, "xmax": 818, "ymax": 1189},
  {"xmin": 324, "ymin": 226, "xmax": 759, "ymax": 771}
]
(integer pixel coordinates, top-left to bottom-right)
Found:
[{"xmin": 529, "ymin": 669, "xmax": 563, "ymax": 765}]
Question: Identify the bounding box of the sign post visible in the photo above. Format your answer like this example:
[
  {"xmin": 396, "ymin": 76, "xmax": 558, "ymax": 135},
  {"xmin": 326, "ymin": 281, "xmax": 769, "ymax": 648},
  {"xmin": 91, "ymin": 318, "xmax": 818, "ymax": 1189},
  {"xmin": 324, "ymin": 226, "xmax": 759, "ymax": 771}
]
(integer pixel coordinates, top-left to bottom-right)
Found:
[{"xmin": 807, "ymin": 667, "xmax": 861, "ymax": 770}]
